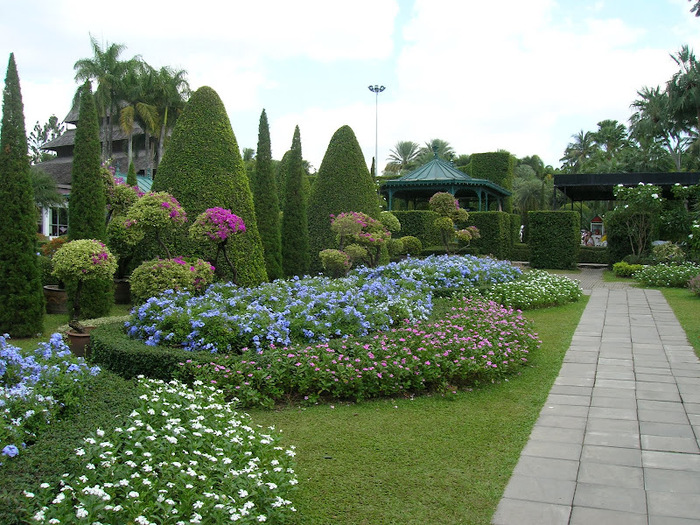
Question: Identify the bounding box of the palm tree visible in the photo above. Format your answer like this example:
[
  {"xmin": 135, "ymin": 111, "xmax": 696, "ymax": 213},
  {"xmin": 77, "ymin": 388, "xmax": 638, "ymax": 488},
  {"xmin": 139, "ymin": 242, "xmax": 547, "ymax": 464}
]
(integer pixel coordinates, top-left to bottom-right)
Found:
[
  {"xmin": 30, "ymin": 166, "xmax": 65, "ymax": 209},
  {"xmin": 73, "ymin": 36, "xmax": 136, "ymax": 160},
  {"xmin": 151, "ymin": 66, "xmax": 190, "ymax": 165},
  {"xmin": 560, "ymin": 130, "xmax": 597, "ymax": 173},
  {"xmin": 667, "ymin": 45, "xmax": 700, "ymax": 148},
  {"xmin": 417, "ymin": 138, "xmax": 455, "ymax": 164},
  {"xmin": 385, "ymin": 140, "xmax": 420, "ymax": 175},
  {"xmin": 118, "ymin": 62, "xmax": 158, "ymax": 169},
  {"xmin": 593, "ymin": 119, "xmax": 629, "ymax": 158},
  {"xmin": 630, "ymin": 86, "xmax": 689, "ymax": 170}
]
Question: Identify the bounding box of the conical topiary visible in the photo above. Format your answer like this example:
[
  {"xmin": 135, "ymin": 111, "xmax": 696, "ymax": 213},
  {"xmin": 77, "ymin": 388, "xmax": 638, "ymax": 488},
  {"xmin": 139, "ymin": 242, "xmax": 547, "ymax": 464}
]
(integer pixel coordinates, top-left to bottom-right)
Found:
[
  {"xmin": 281, "ymin": 126, "xmax": 310, "ymax": 277},
  {"xmin": 0, "ymin": 53, "xmax": 44, "ymax": 336},
  {"xmin": 153, "ymin": 86, "xmax": 267, "ymax": 286},
  {"xmin": 308, "ymin": 125, "xmax": 381, "ymax": 271}
]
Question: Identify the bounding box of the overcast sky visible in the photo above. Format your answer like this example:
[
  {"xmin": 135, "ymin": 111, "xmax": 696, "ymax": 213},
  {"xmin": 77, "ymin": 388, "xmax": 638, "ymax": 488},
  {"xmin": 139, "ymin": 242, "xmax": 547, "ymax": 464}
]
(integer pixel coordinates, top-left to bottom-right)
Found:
[{"xmin": 2, "ymin": 0, "xmax": 700, "ymax": 172}]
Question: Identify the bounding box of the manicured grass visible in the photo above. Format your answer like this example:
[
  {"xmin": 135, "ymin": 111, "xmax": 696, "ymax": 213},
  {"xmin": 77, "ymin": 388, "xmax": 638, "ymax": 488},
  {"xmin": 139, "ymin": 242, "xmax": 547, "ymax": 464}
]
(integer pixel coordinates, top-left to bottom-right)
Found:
[
  {"xmin": 662, "ymin": 287, "xmax": 700, "ymax": 356},
  {"xmin": 247, "ymin": 297, "xmax": 589, "ymax": 525}
]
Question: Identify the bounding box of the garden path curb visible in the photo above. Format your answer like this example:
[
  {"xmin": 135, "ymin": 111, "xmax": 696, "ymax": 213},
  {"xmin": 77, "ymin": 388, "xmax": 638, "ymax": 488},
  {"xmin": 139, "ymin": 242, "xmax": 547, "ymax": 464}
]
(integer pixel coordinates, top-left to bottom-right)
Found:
[{"xmin": 492, "ymin": 268, "xmax": 700, "ymax": 525}]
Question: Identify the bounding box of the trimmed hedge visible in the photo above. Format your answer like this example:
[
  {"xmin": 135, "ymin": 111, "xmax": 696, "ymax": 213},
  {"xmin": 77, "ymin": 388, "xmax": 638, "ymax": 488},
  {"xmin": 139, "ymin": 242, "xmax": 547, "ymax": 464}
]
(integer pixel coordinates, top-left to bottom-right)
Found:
[
  {"xmin": 90, "ymin": 322, "xmax": 210, "ymax": 381},
  {"xmin": 308, "ymin": 125, "xmax": 381, "ymax": 272},
  {"xmin": 528, "ymin": 210, "xmax": 580, "ymax": 269},
  {"xmin": 578, "ymin": 246, "xmax": 609, "ymax": 265},
  {"xmin": 467, "ymin": 211, "xmax": 512, "ymax": 260},
  {"xmin": 152, "ymin": 86, "xmax": 267, "ymax": 287},
  {"xmin": 511, "ymin": 242, "xmax": 529, "ymax": 262},
  {"xmin": 470, "ymin": 152, "xmax": 514, "ymax": 212},
  {"xmin": 391, "ymin": 210, "xmax": 441, "ymax": 248}
]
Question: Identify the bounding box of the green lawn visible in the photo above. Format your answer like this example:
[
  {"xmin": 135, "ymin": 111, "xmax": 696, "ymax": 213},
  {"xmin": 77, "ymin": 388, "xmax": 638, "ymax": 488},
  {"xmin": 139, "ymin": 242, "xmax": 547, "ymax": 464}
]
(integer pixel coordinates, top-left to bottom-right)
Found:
[
  {"xmin": 663, "ymin": 287, "xmax": 700, "ymax": 356},
  {"xmin": 247, "ymin": 298, "xmax": 589, "ymax": 525}
]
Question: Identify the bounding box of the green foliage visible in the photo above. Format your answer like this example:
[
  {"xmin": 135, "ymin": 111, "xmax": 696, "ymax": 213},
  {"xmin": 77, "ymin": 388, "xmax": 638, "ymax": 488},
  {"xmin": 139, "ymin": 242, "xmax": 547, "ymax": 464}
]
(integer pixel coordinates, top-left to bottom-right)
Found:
[
  {"xmin": 319, "ymin": 249, "xmax": 351, "ymax": 277},
  {"xmin": 511, "ymin": 242, "xmax": 529, "ymax": 261},
  {"xmin": 126, "ymin": 160, "xmax": 137, "ymax": 187},
  {"xmin": 651, "ymin": 242, "xmax": 686, "ymax": 264},
  {"xmin": 689, "ymin": 274, "xmax": 700, "ymax": 296},
  {"xmin": 607, "ymin": 184, "xmax": 664, "ymax": 260},
  {"xmin": 467, "ymin": 212, "xmax": 512, "ymax": 260},
  {"xmin": 51, "ymin": 239, "xmax": 117, "ymax": 284},
  {"xmin": 0, "ymin": 53, "xmax": 44, "ymax": 337},
  {"xmin": 470, "ymin": 152, "xmax": 514, "ymax": 212},
  {"xmin": 308, "ymin": 125, "xmax": 381, "ymax": 272},
  {"xmin": 528, "ymin": 211, "xmax": 580, "ymax": 269},
  {"xmin": 387, "ymin": 238, "xmax": 405, "ymax": 257},
  {"xmin": 152, "ymin": 86, "xmax": 267, "ymax": 287},
  {"xmin": 67, "ymin": 82, "xmax": 106, "ymax": 242},
  {"xmin": 634, "ymin": 262, "xmax": 700, "ymax": 287},
  {"xmin": 613, "ymin": 261, "xmax": 644, "ymax": 277},
  {"xmin": 129, "ymin": 257, "xmax": 215, "ymax": 305},
  {"xmin": 252, "ymin": 109, "xmax": 283, "ymax": 280},
  {"xmin": 379, "ymin": 210, "xmax": 401, "ymax": 233},
  {"xmin": 400, "ymin": 235, "xmax": 422, "ymax": 255},
  {"xmin": 330, "ymin": 211, "xmax": 391, "ymax": 268},
  {"xmin": 281, "ymin": 126, "xmax": 311, "ymax": 277},
  {"xmin": 90, "ymin": 322, "xmax": 209, "ymax": 380},
  {"xmin": 429, "ymin": 192, "xmax": 472, "ymax": 254},
  {"xmin": 391, "ymin": 211, "xmax": 441, "ymax": 247},
  {"xmin": 578, "ymin": 246, "xmax": 609, "ymax": 264}
]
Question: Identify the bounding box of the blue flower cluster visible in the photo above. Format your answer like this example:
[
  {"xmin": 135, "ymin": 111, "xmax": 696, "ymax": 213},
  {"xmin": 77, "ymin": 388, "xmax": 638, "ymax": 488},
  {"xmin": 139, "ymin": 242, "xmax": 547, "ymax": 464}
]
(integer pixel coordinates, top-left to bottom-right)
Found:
[
  {"xmin": 1, "ymin": 334, "xmax": 100, "ymax": 462},
  {"xmin": 352, "ymin": 254, "xmax": 522, "ymax": 290},
  {"xmin": 126, "ymin": 272, "xmax": 434, "ymax": 353}
]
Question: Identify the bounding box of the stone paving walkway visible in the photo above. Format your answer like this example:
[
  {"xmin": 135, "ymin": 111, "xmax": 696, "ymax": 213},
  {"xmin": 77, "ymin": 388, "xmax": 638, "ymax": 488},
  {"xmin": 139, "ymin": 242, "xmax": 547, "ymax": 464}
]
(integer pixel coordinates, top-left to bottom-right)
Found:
[{"xmin": 492, "ymin": 269, "xmax": 700, "ymax": 525}]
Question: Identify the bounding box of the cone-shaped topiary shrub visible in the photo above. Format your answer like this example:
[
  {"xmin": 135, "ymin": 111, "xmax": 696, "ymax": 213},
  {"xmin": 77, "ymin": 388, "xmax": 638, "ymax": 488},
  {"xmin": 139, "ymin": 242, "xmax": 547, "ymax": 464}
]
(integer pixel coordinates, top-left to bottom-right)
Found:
[
  {"xmin": 281, "ymin": 126, "xmax": 310, "ymax": 277},
  {"xmin": 308, "ymin": 125, "xmax": 380, "ymax": 272},
  {"xmin": 0, "ymin": 54, "xmax": 44, "ymax": 336},
  {"xmin": 152, "ymin": 86, "xmax": 267, "ymax": 286}
]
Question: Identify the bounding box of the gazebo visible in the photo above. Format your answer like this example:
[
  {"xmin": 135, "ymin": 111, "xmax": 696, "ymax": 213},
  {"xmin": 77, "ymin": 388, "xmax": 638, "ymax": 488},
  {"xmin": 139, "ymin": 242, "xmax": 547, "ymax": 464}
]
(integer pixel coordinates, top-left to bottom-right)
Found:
[{"xmin": 380, "ymin": 151, "xmax": 511, "ymax": 211}]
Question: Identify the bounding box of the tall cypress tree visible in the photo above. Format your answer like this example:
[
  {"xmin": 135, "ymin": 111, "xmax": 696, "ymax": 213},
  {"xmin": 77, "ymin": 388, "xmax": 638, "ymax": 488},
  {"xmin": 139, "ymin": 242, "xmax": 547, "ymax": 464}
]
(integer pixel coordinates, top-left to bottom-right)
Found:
[
  {"xmin": 68, "ymin": 81, "xmax": 106, "ymax": 241},
  {"xmin": 0, "ymin": 53, "xmax": 45, "ymax": 336},
  {"xmin": 153, "ymin": 86, "xmax": 267, "ymax": 286},
  {"xmin": 281, "ymin": 126, "xmax": 310, "ymax": 277},
  {"xmin": 67, "ymin": 81, "xmax": 111, "ymax": 319},
  {"xmin": 308, "ymin": 125, "xmax": 381, "ymax": 272},
  {"xmin": 252, "ymin": 109, "xmax": 283, "ymax": 280}
]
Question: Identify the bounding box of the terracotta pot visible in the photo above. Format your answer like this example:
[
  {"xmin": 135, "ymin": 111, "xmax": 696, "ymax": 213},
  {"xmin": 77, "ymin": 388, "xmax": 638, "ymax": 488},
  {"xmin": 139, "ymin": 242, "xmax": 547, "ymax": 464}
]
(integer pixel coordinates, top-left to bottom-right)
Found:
[
  {"xmin": 44, "ymin": 285, "xmax": 68, "ymax": 314},
  {"xmin": 114, "ymin": 278, "xmax": 131, "ymax": 304},
  {"xmin": 65, "ymin": 327, "xmax": 95, "ymax": 358}
]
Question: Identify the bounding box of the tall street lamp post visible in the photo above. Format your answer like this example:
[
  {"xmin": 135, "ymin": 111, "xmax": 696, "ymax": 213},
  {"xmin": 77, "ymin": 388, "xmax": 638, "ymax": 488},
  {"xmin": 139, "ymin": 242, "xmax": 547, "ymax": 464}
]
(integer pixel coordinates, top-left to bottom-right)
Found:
[{"xmin": 368, "ymin": 84, "xmax": 385, "ymax": 176}]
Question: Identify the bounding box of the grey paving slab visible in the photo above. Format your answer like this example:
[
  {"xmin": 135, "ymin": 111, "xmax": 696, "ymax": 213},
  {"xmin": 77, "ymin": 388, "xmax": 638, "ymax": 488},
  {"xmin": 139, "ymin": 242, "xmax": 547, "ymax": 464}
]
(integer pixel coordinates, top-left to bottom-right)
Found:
[{"xmin": 492, "ymin": 274, "xmax": 700, "ymax": 525}]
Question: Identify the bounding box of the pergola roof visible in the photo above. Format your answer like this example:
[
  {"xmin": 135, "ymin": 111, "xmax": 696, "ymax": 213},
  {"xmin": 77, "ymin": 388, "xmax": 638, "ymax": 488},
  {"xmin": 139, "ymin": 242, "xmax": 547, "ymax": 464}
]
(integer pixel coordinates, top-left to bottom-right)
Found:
[{"xmin": 554, "ymin": 172, "xmax": 700, "ymax": 201}]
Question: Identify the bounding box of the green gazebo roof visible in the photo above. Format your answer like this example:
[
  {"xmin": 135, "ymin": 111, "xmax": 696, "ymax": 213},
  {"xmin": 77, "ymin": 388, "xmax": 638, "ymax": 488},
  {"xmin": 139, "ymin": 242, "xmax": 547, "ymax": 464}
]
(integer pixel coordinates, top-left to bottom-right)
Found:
[{"xmin": 380, "ymin": 152, "xmax": 511, "ymax": 211}]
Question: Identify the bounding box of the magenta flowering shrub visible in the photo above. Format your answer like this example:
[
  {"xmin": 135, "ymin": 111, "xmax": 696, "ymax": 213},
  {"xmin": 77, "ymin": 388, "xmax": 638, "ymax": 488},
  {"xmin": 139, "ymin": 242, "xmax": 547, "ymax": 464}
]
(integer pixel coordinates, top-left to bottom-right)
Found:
[
  {"xmin": 51, "ymin": 240, "xmax": 117, "ymax": 282},
  {"xmin": 130, "ymin": 257, "xmax": 215, "ymax": 305},
  {"xmin": 180, "ymin": 295, "xmax": 540, "ymax": 407},
  {"xmin": 189, "ymin": 207, "xmax": 246, "ymax": 242},
  {"xmin": 330, "ymin": 211, "xmax": 391, "ymax": 268}
]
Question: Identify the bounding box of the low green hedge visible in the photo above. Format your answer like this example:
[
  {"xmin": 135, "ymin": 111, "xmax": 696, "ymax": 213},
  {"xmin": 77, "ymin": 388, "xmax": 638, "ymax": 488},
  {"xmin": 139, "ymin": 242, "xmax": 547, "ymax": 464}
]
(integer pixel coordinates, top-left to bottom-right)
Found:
[
  {"xmin": 578, "ymin": 246, "xmax": 609, "ymax": 265},
  {"xmin": 90, "ymin": 322, "xmax": 210, "ymax": 381},
  {"xmin": 511, "ymin": 243, "xmax": 529, "ymax": 262}
]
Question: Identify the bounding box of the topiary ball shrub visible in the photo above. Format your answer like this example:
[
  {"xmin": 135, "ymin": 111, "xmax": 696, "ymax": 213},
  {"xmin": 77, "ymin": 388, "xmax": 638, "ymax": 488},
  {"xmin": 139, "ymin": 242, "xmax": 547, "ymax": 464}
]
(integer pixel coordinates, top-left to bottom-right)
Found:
[
  {"xmin": 612, "ymin": 261, "xmax": 644, "ymax": 278},
  {"xmin": 401, "ymin": 236, "xmax": 422, "ymax": 256},
  {"xmin": 319, "ymin": 249, "xmax": 352, "ymax": 278},
  {"xmin": 130, "ymin": 257, "xmax": 215, "ymax": 305},
  {"xmin": 387, "ymin": 238, "xmax": 405, "ymax": 258}
]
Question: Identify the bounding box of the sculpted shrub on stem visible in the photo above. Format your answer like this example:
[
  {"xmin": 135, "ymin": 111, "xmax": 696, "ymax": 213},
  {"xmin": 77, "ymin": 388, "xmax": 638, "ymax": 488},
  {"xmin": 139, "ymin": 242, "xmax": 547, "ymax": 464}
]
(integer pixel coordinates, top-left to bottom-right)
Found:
[
  {"xmin": 51, "ymin": 239, "xmax": 117, "ymax": 320},
  {"xmin": 123, "ymin": 192, "xmax": 187, "ymax": 258},
  {"xmin": 330, "ymin": 211, "xmax": 391, "ymax": 268},
  {"xmin": 129, "ymin": 257, "xmax": 215, "ymax": 305},
  {"xmin": 189, "ymin": 207, "xmax": 245, "ymax": 282}
]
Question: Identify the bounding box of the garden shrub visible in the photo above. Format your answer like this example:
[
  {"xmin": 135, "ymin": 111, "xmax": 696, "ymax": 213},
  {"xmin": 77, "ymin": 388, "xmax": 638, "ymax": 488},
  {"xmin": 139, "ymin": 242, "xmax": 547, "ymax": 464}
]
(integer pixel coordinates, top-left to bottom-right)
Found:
[
  {"xmin": 689, "ymin": 274, "xmax": 700, "ymax": 296},
  {"xmin": 651, "ymin": 242, "xmax": 686, "ymax": 265},
  {"xmin": 470, "ymin": 152, "xmax": 514, "ymax": 212},
  {"xmin": 153, "ymin": 86, "xmax": 267, "ymax": 287},
  {"xmin": 484, "ymin": 269, "xmax": 583, "ymax": 310},
  {"xmin": 308, "ymin": 125, "xmax": 381, "ymax": 272},
  {"xmin": 319, "ymin": 249, "xmax": 351, "ymax": 277},
  {"xmin": 26, "ymin": 377, "xmax": 298, "ymax": 524},
  {"xmin": 634, "ymin": 262, "xmax": 700, "ymax": 288},
  {"xmin": 387, "ymin": 238, "xmax": 405, "ymax": 257},
  {"xmin": 511, "ymin": 242, "xmax": 529, "ymax": 262},
  {"xmin": 528, "ymin": 211, "xmax": 579, "ymax": 269},
  {"xmin": 129, "ymin": 257, "xmax": 215, "ymax": 305},
  {"xmin": 391, "ymin": 210, "xmax": 441, "ymax": 248},
  {"xmin": 578, "ymin": 246, "xmax": 609, "ymax": 265},
  {"xmin": 612, "ymin": 261, "xmax": 644, "ymax": 278},
  {"xmin": 467, "ymin": 211, "xmax": 512, "ymax": 260},
  {"xmin": 400, "ymin": 235, "xmax": 422, "ymax": 255}
]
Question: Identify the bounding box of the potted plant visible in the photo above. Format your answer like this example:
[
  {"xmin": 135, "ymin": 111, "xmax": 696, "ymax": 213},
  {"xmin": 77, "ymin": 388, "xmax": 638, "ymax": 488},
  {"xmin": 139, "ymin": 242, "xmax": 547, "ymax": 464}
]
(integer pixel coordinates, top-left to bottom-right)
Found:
[{"xmin": 51, "ymin": 239, "xmax": 117, "ymax": 356}]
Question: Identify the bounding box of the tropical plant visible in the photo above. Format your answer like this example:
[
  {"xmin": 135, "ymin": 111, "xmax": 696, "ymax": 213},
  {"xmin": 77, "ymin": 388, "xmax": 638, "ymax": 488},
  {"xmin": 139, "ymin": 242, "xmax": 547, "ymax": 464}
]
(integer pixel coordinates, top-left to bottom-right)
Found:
[
  {"xmin": 667, "ymin": 45, "xmax": 700, "ymax": 140},
  {"xmin": 385, "ymin": 140, "xmax": 421, "ymax": 175},
  {"xmin": 559, "ymin": 130, "xmax": 596, "ymax": 173},
  {"xmin": 282, "ymin": 126, "xmax": 311, "ymax": 277},
  {"xmin": 118, "ymin": 61, "xmax": 157, "ymax": 170},
  {"xmin": 30, "ymin": 166, "xmax": 65, "ymax": 209},
  {"xmin": 0, "ymin": 53, "xmax": 45, "ymax": 337},
  {"xmin": 416, "ymin": 138, "xmax": 456, "ymax": 165}
]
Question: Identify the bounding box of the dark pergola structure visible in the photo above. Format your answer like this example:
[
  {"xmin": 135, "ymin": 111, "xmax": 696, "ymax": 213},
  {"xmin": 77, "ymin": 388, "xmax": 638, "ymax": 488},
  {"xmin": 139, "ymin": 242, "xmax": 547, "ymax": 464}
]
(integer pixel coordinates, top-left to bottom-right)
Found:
[
  {"xmin": 554, "ymin": 172, "xmax": 700, "ymax": 203},
  {"xmin": 380, "ymin": 154, "xmax": 511, "ymax": 211}
]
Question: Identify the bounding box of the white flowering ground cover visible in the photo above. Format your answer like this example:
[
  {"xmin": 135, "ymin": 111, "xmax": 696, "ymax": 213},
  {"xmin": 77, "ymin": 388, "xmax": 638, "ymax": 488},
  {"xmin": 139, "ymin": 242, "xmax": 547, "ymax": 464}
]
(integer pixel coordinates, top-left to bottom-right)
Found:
[
  {"xmin": 484, "ymin": 269, "xmax": 584, "ymax": 309},
  {"xmin": 25, "ymin": 377, "xmax": 298, "ymax": 524},
  {"xmin": 634, "ymin": 262, "xmax": 700, "ymax": 288}
]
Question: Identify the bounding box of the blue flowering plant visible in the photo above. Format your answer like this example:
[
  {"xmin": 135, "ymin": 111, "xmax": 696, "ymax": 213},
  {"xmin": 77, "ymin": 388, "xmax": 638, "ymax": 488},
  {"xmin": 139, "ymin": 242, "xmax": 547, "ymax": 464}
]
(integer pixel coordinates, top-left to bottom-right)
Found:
[
  {"xmin": 26, "ymin": 376, "xmax": 298, "ymax": 524},
  {"xmin": 1, "ymin": 334, "xmax": 100, "ymax": 463}
]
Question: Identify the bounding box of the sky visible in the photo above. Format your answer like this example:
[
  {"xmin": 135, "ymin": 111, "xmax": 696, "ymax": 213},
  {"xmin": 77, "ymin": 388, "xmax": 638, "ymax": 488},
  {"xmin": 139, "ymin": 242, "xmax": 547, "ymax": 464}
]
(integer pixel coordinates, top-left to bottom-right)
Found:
[{"xmin": 2, "ymin": 0, "xmax": 700, "ymax": 173}]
